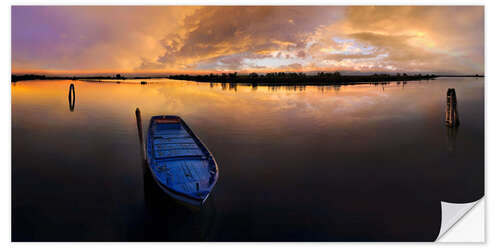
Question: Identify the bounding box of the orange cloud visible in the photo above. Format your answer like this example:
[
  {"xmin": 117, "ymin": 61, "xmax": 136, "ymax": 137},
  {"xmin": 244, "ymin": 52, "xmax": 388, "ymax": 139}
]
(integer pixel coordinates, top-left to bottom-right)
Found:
[{"xmin": 12, "ymin": 6, "xmax": 483, "ymax": 75}]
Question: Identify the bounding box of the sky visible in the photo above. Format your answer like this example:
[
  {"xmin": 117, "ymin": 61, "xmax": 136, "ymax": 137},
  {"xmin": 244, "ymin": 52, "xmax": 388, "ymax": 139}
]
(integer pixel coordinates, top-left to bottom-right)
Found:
[{"xmin": 11, "ymin": 6, "xmax": 484, "ymax": 75}]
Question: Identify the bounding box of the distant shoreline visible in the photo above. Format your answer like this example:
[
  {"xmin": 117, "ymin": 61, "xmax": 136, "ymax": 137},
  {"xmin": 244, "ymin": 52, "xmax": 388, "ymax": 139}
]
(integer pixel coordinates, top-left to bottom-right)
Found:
[
  {"xmin": 11, "ymin": 73, "xmax": 484, "ymax": 85},
  {"xmin": 11, "ymin": 74, "xmax": 166, "ymax": 83},
  {"xmin": 166, "ymin": 73, "xmax": 483, "ymax": 85}
]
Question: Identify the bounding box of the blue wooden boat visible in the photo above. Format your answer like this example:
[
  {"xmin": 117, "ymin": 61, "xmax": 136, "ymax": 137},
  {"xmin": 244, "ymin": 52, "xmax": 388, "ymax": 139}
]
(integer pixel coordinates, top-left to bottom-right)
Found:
[{"xmin": 146, "ymin": 115, "xmax": 218, "ymax": 206}]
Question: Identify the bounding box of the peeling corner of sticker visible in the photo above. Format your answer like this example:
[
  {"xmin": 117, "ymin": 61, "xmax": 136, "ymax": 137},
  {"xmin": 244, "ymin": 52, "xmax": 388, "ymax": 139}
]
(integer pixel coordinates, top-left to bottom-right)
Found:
[{"xmin": 436, "ymin": 198, "xmax": 483, "ymax": 241}]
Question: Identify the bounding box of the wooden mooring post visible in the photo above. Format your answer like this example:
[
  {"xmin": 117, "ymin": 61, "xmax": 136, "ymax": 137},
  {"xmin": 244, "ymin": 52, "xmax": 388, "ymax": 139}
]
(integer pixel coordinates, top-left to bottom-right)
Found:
[
  {"xmin": 68, "ymin": 83, "xmax": 75, "ymax": 112},
  {"xmin": 135, "ymin": 108, "xmax": 146, "ymax": 161},
  {"xmin": 445, "ymin": 88, "xmax": 460, "ymax": 127}
]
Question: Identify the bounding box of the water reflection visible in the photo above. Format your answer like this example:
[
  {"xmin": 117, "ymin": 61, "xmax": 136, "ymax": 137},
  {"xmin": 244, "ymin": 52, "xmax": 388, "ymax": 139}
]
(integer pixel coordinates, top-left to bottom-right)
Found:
[
  {"xmin": 68, "ymin": 83, "xmax": 75, "ymax": 112},
  {"xmin": 229, "ymin": 83, "xmax": 237, "ymax": 92},
  {"xmin": 204, "ymin": 82, "xmax": 410, "ymax": 93},
  {"xmin": 12, "ymin": 78, "xmax": 484, "ymax": 241},
  {"xmin": 141, "ymin": 160, "xmax": 216, "ymax": 241},
  {"xmin": 251, "ymin": 83, "xmax": 258, "ymax": 91},
  {"xmin": 446, "ymin": 126, "xmax": 458, "ymax": 154},
  {"xmin": 202, "ymin": 82, "xmax": 381, "ymax": 94},
  {"xmin": 268, "ymin": 85, "xmax": 307, "ymax": 92}
]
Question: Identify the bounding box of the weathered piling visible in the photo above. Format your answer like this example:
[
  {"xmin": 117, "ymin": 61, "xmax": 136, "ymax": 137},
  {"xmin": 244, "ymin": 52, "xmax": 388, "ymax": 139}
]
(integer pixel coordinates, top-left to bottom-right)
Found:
[
  {"xmin": 68, "ymin": 83, "xmax": 75, "ymax": 112},
  {"xmin": 445, "ymin": 88, "xmax": 460, "ymax": 127},
  {"xmin": 446, "ymin": 126, "xmax": 458, "ymax": 153},
  {"xmin": 135, "ymin": 108, "xmax": 146, "ymax": 161}
]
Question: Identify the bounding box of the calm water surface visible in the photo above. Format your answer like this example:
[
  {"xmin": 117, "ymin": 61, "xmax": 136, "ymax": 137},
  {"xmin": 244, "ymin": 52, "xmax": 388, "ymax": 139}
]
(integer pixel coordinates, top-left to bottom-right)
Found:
[{"xmin": 12, "ymin": 78, "xmax": 484, "ymax": 241}]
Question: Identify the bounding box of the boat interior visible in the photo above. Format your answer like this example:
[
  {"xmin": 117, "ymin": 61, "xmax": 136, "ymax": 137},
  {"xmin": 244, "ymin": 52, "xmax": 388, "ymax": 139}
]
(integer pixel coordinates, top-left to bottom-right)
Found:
[{"xmin": 149, "ymin": 117, "xmax": 215, "ymax": 199}]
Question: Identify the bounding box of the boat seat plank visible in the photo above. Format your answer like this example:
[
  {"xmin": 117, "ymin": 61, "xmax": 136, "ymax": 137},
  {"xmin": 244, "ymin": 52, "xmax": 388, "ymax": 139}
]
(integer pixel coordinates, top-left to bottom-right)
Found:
[
  {"xmin": 154, "ymin": 122, "xmax": 181, "ymax": 130},
  {"xmin": 154, "ymin": 143, "xmax": 200, "ymax": 150},
  {"xmin": 155, "ymin": 148, "xmax": 204, "ymax": 158},
  {"xmin": 154, "ymin": 134, "xmax": 191, "ymax": 139},
  {"xmin": 153, "ymin": 129, "xmax": 189, "ymax": 136},
  {"xmin": 153, "ymin": 138, "xmax": 196, "ymax": 145}
]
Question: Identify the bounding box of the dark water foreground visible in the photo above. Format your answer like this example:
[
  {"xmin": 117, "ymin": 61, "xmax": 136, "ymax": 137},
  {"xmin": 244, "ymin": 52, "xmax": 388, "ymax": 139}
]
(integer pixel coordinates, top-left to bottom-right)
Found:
[{"xmin": 12, "ymin": 78, "xmax": 484, "ymax": 241}]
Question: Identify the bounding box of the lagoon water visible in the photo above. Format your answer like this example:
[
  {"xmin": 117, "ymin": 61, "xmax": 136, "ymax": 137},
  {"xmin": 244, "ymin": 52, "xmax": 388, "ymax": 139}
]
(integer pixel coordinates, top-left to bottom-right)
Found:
[{"xmin": 12, "ymin": 78, "xmax": 484, "ymax": 241}]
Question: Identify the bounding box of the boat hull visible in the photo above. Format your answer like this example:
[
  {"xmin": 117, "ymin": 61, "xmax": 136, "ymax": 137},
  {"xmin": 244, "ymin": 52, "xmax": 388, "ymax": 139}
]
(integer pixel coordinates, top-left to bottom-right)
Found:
[
  {"xmin": 151, "ymin": 173, "xmax": 209, "ymax": 207},
  {"xmin": 146, "ymin": 115, "xmax": 218, "ymax": 207}
]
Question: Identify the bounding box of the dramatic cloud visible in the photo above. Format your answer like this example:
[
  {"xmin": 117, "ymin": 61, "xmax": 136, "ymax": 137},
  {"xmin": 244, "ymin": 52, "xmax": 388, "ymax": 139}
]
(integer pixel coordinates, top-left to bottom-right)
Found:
[
  {"xmin": 338, "ymin": 6, "xmax": 484, "ymax": 73},
  {"xmin": 11, "ymin": 6, "xmax": 484, "ymax": 75},
  {"xmin": 154, "ymin": 6, "xmax": 343, "ymax": 71}
]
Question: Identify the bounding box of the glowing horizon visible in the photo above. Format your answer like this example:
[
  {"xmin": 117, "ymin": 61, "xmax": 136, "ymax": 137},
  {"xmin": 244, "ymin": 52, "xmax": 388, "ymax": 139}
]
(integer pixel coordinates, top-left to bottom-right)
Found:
[{"xmin": 12, "ymin": 6, "xmax": 484, "ymax": 75}]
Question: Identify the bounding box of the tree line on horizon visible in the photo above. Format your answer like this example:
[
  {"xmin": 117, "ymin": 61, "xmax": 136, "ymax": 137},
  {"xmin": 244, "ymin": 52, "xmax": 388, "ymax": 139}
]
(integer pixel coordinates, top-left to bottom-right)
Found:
[
  {"xmin": 167, "ymin": 71, "xmax": 438, "ymax": 85},
  {"xmin": 11, "ymin": 73, "xmax": 153, "ymax": 82},
  {"xmin": 12, "ymin": 71, "xmax": 482, "ymax": 84}
]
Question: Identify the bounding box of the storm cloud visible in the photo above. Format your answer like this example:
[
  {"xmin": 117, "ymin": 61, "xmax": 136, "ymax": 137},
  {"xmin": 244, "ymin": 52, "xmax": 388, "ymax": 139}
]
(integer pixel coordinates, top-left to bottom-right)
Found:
[{"xmin": 12, "ymin": 6, "xmax": 484, "ymax": 75}]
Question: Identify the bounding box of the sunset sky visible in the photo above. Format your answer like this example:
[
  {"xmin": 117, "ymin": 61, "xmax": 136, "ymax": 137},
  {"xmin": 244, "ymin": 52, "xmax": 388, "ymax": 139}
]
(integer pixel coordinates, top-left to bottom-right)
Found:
[{"xmin": 12, "ymin": 6, "xmax": 484, "ymax": 75}]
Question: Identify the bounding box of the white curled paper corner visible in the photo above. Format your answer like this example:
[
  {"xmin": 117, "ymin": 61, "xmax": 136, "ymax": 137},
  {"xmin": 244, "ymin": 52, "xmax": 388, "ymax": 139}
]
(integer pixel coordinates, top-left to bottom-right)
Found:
[{"xmin": 436, "ymin": 198, "xmax": 484, "ymax": 241}]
